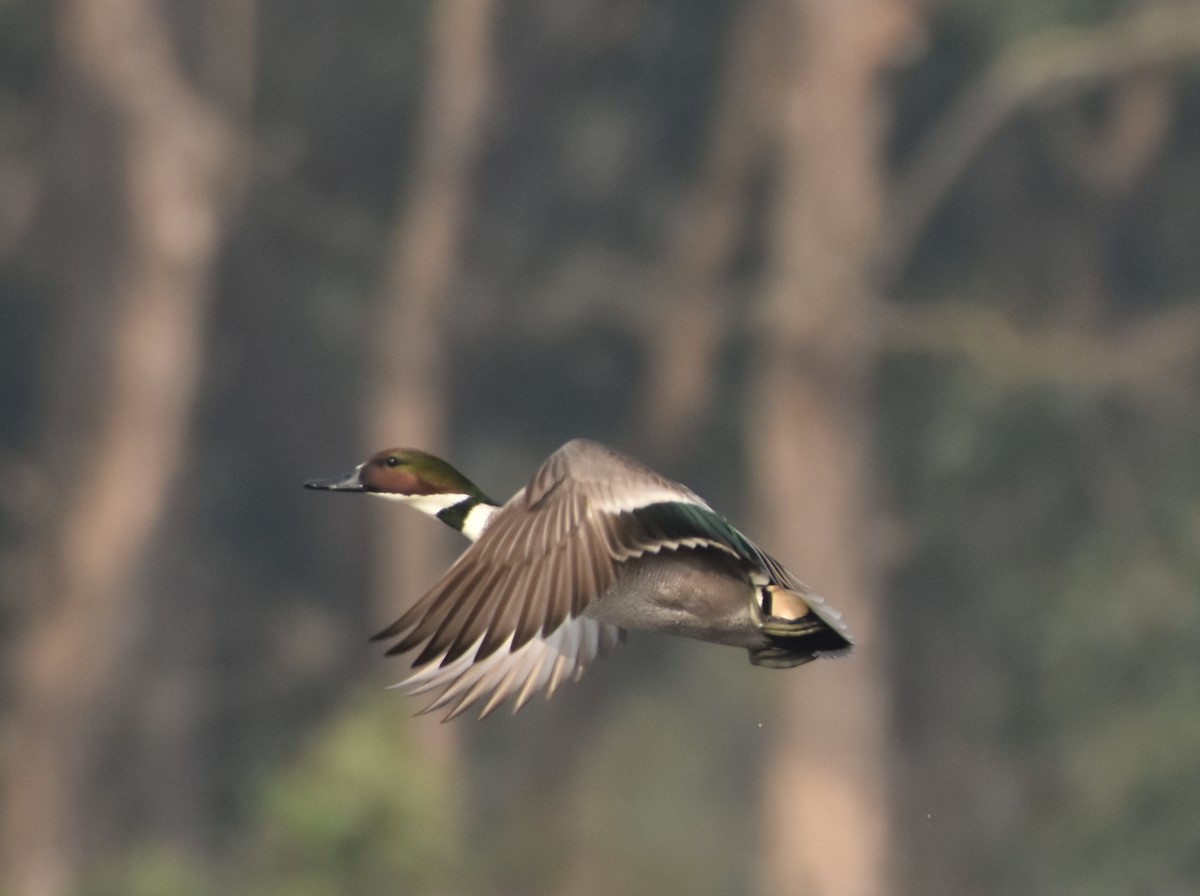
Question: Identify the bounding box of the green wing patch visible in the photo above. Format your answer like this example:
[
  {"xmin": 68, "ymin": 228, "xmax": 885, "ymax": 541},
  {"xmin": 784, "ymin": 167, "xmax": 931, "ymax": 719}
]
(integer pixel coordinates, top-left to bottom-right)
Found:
[{"xmin": 629, "ymin": 501, "xmax": 793, "ymax": 584}]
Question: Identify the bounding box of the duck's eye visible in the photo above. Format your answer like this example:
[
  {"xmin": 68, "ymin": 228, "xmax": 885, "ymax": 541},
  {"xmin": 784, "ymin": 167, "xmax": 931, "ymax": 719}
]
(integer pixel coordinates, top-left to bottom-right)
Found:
[{"xmin": 384, "ymin": 456, "xmax": 401, "ymax": 468}]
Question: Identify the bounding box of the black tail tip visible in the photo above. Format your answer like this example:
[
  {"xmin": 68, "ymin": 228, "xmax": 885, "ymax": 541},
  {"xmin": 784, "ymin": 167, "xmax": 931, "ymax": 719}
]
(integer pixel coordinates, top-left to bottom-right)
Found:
[{"xmin": 750, "ymin": 628, "xmax": 854, "ymax": 668}]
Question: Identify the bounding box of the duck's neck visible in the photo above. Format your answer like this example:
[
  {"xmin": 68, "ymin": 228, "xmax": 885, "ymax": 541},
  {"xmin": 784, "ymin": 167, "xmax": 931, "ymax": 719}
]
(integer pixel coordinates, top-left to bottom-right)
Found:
[
  {"xmin": 375, "ymin": 490, "xmax": 499, "ymax": 542},
  {"xmin": 436, "ymin": 496, "xmax": 499, "ymax": 542}
]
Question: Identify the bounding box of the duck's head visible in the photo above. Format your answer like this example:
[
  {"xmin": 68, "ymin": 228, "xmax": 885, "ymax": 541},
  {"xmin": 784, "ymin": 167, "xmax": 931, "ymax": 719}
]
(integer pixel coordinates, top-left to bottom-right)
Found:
[{"xmin": 304, "ymin": 448, "xmax": 490, "ymax": 505}]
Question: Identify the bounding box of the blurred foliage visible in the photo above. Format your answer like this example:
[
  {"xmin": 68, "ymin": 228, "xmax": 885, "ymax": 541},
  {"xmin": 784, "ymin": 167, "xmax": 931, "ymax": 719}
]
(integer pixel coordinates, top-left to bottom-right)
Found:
[
  {"xmin": 878, "ymin": 372, "xmax": 1200, "ymax": 895},
  {"xmin": 239, "ymin": 693, "xmax": 464, "ymax": 896},
  {"xmin": 461, "ymin": 642, "xmax": 769, "ymax": 896},
  {"xmin": 879, "ymin": 0, "xmax": 1200, "ymax": 888},
  {"xmin": 3, "ymin": 0, "xmax": 1200, "ymax": 894},
  {"xmin": 77, "ymin": 846, "xmax": 211, "ymax": 896},
  {"xmin": 75, "ymin": 694, "xmax": 464, "ymax": 896}
]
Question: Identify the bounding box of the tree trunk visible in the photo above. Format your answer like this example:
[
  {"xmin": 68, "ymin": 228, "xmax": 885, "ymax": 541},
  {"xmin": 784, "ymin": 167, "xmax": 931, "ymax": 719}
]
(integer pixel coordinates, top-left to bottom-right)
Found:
[
  {"xmin": 0, "ymin": 1, "xmax": 241, "ymax": 894},
  {"xmin": 367, "ymin": 0, "xmax": 496, "ymax": 756},
  {"xmin": 640, "ymin": 0, "xmax": 776, "ymax": 452},
  {"xmin": 750, "ymin": 1, "xmax": 917, "ymax": 895}
]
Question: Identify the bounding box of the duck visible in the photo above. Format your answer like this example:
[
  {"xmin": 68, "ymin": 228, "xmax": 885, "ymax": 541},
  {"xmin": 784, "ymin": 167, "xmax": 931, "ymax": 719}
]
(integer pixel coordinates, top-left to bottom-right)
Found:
[{"xmin": 305, "ymin": 438, "xmax": 852, "ymax": 719}]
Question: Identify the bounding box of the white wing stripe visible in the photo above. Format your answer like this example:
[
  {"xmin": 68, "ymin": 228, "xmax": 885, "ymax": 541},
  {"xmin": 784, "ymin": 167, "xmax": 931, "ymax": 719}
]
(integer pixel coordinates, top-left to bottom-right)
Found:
[
  {"xmin": 392, "ymin": 616, "xmax": 620, "ymax": 719},
  {"xmin": 546, "ymin": 620, "xmax": 582, "ymax": 698},
  {"xmin": 393, "ymin": 641, "xmax": 481, "ymax": 695},
  {"xmin": 591, "ymin": 486, "xmax": 709, "ymax": 515}
]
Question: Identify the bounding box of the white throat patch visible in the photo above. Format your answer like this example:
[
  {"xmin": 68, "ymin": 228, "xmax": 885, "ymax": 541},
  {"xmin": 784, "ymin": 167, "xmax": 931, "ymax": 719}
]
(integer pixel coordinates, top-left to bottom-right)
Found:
[
  {"xmin": 373, "ymin": 491, "xmax": 468, "ymax": 514},
  {"xmin": 460, "ymin": 502, "xmax": 498, "ymax": 542}
]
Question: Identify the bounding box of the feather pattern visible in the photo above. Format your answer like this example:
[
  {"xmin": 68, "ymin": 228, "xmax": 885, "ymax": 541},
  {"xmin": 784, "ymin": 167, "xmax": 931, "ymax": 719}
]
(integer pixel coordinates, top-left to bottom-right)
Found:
[
  {"xmin": 372, "ymin": 439, "xmax": 847, "ymax": 718},
  {"xmin": 390, "ymin": 617, "xmax": 623, "ymax": 720},
  {"xmin": 375, "ymin": 440, "xmax": 718, "ymax": 716}
]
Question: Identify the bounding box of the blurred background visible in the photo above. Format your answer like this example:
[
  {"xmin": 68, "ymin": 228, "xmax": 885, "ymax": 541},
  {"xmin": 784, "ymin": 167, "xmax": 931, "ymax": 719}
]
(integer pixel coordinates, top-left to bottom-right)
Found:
[{"xmin": 2, "ymin": 0, "xmax": 1200, "ymax": 894}]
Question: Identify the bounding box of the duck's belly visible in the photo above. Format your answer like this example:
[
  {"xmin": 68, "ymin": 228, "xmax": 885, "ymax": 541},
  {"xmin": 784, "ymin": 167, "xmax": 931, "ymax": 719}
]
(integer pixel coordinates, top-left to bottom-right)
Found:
[{"xmin": 583, "ymin": 551, "xmax": 769, "ymax": 649}]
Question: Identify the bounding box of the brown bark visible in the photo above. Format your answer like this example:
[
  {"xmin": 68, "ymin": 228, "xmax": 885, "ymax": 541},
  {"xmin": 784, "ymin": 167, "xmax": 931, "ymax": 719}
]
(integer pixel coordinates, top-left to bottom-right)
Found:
[
  {"xmin": 1, "ymin": 1, "xmax": 242, "ymax": 894},
  {"xmin": 750, "ymin": 1, "xmax": 917, "ymax": 895},
  {"xmin": 640, "ymin": 1, "xmax": 777, "ymax": 451},
  {"xmin": 367, "ymin": 0, "xmax": 496, "ymax": 756}
]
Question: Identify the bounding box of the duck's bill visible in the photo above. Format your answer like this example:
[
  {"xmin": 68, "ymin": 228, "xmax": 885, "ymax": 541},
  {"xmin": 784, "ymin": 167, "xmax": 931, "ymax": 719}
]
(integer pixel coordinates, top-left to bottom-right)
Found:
[{"xmin": 303, "ymin": 469, "xmax": 365, "ymax": 491}]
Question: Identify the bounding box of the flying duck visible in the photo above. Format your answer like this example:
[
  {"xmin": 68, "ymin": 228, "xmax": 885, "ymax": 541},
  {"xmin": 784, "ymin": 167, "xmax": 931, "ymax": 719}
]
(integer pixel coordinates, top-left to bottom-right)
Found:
[{"xmin": 305, "ymin": 439, "xmax": 852, "ymax": 719}]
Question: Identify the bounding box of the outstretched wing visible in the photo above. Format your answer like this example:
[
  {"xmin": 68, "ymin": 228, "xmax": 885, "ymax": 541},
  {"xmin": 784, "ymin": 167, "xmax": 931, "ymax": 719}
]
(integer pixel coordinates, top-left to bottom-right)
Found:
[{"xmin": 373, "ymin": 439, "xmax": 758, "ymax": 719}]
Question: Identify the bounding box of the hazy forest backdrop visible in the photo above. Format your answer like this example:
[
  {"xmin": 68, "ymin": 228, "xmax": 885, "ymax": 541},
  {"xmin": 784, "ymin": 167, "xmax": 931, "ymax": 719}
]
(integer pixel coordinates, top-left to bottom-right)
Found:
[{"xmin": 2, "ymin": 0, "xmax": 1200, "ymax": 894}]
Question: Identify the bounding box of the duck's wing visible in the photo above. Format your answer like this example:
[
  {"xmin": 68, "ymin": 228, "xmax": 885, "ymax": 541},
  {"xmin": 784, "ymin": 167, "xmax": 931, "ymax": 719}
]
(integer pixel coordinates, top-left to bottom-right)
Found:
[{"xmin": 373, "ymin": 439, "xmax": 748, "ymax": 719}]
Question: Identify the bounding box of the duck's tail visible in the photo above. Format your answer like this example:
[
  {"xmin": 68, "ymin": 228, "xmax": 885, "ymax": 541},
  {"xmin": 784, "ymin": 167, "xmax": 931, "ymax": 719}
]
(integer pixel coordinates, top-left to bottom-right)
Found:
[{"xmin": 749, "ymin": 586, "xmax": 854, "ymax": 668}]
